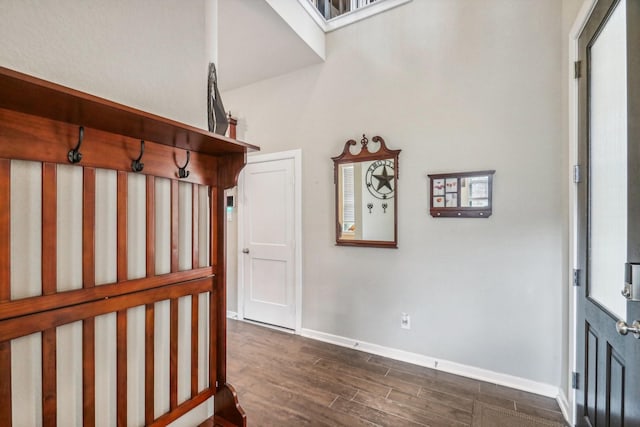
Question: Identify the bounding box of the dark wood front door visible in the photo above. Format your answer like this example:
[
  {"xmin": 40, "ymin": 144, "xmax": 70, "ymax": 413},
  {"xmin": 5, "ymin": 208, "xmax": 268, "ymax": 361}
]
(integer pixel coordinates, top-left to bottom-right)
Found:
[{"xmin": 576, "ymin": 1, "xmax": 640, "ymax": 426}]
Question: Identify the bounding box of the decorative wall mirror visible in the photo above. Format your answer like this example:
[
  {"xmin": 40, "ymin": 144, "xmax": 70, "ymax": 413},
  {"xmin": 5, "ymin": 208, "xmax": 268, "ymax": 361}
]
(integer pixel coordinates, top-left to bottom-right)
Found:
[
  {"xmin": 332, "ymin": 134, "xmax": 400, "ymax": 248},
  {"xmin": 428, "ymin": 170, "xmax": 495, "ymax": 218}
]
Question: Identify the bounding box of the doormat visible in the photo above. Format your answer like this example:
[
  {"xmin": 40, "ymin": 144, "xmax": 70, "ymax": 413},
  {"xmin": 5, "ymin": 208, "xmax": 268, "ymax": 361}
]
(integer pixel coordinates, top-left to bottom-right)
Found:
[{"xmin": 472, "ymin": 402, "xmax": 566, "ymax": 427}]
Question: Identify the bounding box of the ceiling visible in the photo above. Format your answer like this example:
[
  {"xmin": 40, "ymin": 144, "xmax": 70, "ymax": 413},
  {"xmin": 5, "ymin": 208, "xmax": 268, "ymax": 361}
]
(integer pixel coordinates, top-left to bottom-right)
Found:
[{"xmin": 217, "ymin": 0, "xmax": 325, "ymax": 91}]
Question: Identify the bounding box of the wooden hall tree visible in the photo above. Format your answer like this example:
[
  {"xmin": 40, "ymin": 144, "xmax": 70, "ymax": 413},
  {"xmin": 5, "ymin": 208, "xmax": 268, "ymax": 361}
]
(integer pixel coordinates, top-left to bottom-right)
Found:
[{"xmin": 0, "ymin": 67, "xmax": 256, "ymax": 426}]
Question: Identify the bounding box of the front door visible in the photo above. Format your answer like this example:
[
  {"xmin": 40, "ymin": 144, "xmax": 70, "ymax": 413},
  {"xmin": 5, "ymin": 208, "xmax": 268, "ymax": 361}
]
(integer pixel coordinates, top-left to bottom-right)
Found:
[
  {"xmin": 239, "ymin": 152, "xmax": 298, "ymax": 330},
  {"xmin": 576, "ymin": 0, "xmax": 640, "ymax": 425}
]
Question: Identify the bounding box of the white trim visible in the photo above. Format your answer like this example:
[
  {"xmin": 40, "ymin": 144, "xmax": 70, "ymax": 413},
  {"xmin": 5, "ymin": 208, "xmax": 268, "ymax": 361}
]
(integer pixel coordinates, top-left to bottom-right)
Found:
[
  {"xmin": 227, "ymin": 311, "xmax": 238, "ymax": 320},
  {"xmin": 237, "ymin": 149, "xmax": 303, "ymax": 334},
  {"xmin": 568, "ymin": 1, "xmax": 597, "ymax": 425},
  {"xmin": 557, "ymin": 391, "xmax": 571, "ymax": 426},
  {"xmin": 293, "ymin": 150, "xmax": 303, "ymax": 333},
  {"xmin": 298, "ymin": 0, "xmax": 330, "ymax": 30},
  {"xmin": 240, "ymin": 318, "xmax": 296, "ymax": 335},
  {"xmin": 300, "ymin": 328, "xmax": 564, "ymax": 402},
  {"xmin": 236, "ymin": 171, "xmax": 245, "ymax": 322},
  {"xmin": 297, "ymin": 0, "xmax": 412, "ymax": 33}
]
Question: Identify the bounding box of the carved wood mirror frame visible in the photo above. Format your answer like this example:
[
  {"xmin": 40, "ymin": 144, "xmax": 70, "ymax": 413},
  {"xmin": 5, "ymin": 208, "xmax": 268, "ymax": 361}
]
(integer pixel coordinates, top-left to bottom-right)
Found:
[{"xmin": 332, "ymin": 135, "xmax": 400, "ymax": 248}]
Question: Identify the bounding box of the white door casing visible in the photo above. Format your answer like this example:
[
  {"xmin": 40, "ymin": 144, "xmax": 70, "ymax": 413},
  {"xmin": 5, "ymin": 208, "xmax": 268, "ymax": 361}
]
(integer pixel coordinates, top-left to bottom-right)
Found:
[
  {"xmin": 237, "ymin": 149, "xmax": 302, "ymax": 331},
  {"xmin": 568, "ymin": 1, "xmax": 597, "ymax": 424}
]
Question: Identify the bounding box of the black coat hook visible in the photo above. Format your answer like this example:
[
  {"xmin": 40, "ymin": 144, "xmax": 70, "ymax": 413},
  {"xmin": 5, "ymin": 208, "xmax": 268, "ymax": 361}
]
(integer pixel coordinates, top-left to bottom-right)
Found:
[
  {"xmin": 131, "ymin": 140, "xmax": 145, "ymax": 172},
  {"xmin": 178, "ymin": 151, "xmax": 190, "ymax": 178},
  {"xmin": 68, "ymin": 126, "xmax": 84, "ymax": 164}
]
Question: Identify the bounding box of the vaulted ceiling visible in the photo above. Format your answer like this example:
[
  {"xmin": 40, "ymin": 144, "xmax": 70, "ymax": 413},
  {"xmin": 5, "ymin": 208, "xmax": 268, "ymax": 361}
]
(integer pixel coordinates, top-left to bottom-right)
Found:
[{"xmin": 217, "ymin": 0, "xmax": 324, "ymax": 91}]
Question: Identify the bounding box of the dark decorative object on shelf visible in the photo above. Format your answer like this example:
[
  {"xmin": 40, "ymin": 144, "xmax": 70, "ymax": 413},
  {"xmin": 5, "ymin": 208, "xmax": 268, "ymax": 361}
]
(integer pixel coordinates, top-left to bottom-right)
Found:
[{"xmin": 208, "ymin": 62, "xmax": 228, "ymax": 135}]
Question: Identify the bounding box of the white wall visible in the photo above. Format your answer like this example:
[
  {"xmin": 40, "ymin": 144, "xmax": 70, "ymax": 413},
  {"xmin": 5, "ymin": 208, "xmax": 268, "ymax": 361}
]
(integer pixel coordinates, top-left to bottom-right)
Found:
[
  {"xmin": 0, "ymin": 1, "xmax": 218, "ymax": 425},
  {"xmin": 225, "ymin": 0, "xmax": 575, "ymax": 390},
  {"xmin": 217, "ymin": 0, "xmax": 324, "ymax": 91},
  {"xmin": 0, "ymin": 0, "xmax": 214, "ymax": 128}
]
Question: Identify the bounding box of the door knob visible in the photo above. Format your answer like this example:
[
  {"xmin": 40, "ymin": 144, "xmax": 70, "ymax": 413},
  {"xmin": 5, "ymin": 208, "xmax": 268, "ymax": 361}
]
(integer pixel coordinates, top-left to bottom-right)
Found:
[
  {"xmin": 615, "ymin": 320, "xmax": 640, "ymax": 339},
  {"xmin": 242, "ymin": 248, "xmax": 250, "ymax": 254}
]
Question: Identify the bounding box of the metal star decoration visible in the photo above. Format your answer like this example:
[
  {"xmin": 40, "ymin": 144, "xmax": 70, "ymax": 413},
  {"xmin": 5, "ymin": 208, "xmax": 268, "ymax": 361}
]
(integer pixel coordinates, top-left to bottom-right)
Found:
[{"xmin": 373, "ymin": 166, "xmax": 394, "ymax": 192}]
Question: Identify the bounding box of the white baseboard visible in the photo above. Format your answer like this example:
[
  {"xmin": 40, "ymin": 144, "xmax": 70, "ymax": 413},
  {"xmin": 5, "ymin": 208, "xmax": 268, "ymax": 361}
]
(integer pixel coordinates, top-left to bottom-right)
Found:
[
  {"xmin": 227, "ymin": 314, "xmax": 296, "ymax": 335},
  {"xmin": 556, "ymin": 391, "xmax": 571, "ymax": 425},
  {"xmin": 300, "ymin": 328, "xmax": 561, "ymax": 400}
]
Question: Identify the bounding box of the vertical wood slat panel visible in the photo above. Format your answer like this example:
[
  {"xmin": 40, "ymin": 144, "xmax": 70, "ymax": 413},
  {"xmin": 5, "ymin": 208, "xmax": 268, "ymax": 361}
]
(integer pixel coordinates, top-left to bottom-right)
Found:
[
  {"xmin": 42, "ymin": 163, "xmax": 57, "ymax": 427},
  {"xmin": 212, "ymin": 186, "xmax": 226, "ymax": 390},
  {"xmin": 82, "ymin": 168, "xmax": 96, "ymax": 427},
  {"xmin": 169, "ymin": 298, "xmax": 178, "ymax": 409},
  {"xmin": 210, "ymin": 187, "xmax": 219, "ymax": 390},
  {"xmin": 0, "ymin": 159, "xmax": 11, "ymax": 427},
  {"xmin": 192, "ymin": 184, "xmax": 199, "ymax": 270},
  {"xmin": 0, "ymin": 341, "xmax": 11, "ymax": 427},
  {"xmin": 116, "ymin": 171, "xmax": 127, "ymax": 426},
  {"xmin": 190, "ymin": 294, "xmax": 199, "ymax": 398},
  {"xmin": 83, "ymin": 168, "xmax": 96, "ymax": 289},
  {"xmin": 42, "ymin": 329, "xmax": 57, "ymax": 427},
  {"xmin": 210, "ymin": 187, "xmax": 218, "ymax": 272},
  {"xmin": 0, "ymin": 164, "xmax": 225, "ymax": 425},
  {"xmin": 145, "ymin": 176, "xmax": 155, "ymax": 425},
  {"xmin": 144, "ymin": 304, "xmax": 155, "ymax": 426},
  {"xmin": 117, "ymin": 171, "xmax": 128, "ymax": 283},
  {"xmin": 170, "ymin": 180, "xmax": 179, "ymax": 273},
  {"xmin": 190, "ymin": 184, "xmax": 200, "ymax": 396},
  {"xmin": 0, "ymin": 159, "xmax": 10, "ymax": 301},
  {"xmin": 42, "ymin": 163, "xmax": 57, "ymax": 295},
  {"xmin": 116, "ymin": 312, "xmax": 127, "ymax": 427},
  {"xmin": 146, "ymin": 176, "xmax": 155, "ymax": 278},
  {"xmin": 82, "ymin": 319, "xmax": 95, "ymax": 427},
  {"xmin": 210, "ymin": 290, "xmax": 218, "ymax": 391}
]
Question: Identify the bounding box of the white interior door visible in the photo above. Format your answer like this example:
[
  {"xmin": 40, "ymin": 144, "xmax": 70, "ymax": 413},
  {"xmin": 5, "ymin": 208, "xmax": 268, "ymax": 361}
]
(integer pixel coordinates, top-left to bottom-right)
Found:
[{"xmin": 238, "ymin": 150, "xmax": 301, "ymax": 330}]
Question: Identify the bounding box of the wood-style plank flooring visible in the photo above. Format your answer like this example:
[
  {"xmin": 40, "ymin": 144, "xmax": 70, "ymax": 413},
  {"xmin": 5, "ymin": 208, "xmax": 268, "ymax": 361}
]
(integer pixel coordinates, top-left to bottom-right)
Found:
[{"xmin": 227, "ymin": 320, "xmax": 567, "ymax": 426}]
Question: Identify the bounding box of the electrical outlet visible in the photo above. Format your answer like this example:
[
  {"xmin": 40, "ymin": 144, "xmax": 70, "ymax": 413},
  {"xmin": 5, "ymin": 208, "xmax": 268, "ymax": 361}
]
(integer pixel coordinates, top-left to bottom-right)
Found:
[{"xmin": 401, "ymin": 313, "xmax": 410, "ymax": 329}]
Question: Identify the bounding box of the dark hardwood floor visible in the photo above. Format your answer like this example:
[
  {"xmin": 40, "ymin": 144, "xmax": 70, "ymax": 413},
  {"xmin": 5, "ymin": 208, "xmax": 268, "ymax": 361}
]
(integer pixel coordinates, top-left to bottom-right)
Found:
[{"xmin": 227, "ymin": 320, "xmax": 568, "ymax": 426}]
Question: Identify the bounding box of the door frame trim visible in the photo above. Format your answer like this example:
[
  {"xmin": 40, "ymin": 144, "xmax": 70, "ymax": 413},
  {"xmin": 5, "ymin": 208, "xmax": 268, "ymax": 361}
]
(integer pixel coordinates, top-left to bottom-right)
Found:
[
  {"xmin": 236, "ymin": 149, "xmax": 303, "ymax": 333},
  {"xmin": 568, "ymin": 1, "xmax": 597, "ymax": 425}
]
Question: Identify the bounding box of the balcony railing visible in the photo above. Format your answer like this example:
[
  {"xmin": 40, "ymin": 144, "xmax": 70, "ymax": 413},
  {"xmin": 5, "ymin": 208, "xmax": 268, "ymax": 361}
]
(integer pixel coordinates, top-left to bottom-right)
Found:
[
  {"xmin": 310, "ymin": 0, "xmax": 377, "ymax": 20},
  {"xmin": 300, "ymin": 0, "xmax": 411, "ymax": 32}
]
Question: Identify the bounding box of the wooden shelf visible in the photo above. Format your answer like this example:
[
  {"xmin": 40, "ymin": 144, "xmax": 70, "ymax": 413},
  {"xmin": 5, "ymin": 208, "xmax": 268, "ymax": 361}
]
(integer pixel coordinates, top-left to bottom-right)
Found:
[{"xmin": 0, "ymin": 66, "xmax": 258, "ymax": 156}]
